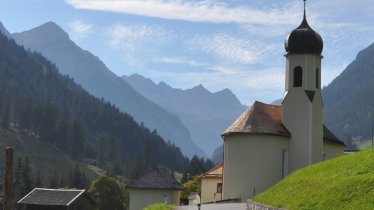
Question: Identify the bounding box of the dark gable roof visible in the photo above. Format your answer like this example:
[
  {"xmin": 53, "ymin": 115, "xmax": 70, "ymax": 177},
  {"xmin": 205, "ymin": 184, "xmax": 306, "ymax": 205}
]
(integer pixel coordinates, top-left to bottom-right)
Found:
[
  {"xmin": 127, "ymin": 166, "xmax": 184, "ymax": 190},
  {"xmin": 222, "ymin": 101, "xmax": 290, "ymax": 137},
  {"xmin": 222, "ymin": 101, "xmax": 345, "ymax": 146},
  {"xmin": 18, "ymin": 188, "xmax": 86, "ymax": 206},
  {"xmin": 323, "ymin": 126, "xmax": 346, "ymax": 146}
]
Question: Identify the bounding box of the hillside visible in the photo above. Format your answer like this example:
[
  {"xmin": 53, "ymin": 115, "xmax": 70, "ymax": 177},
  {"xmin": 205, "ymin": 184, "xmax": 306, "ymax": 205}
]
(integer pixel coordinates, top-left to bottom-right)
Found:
[
  {"xmin": 0, "ymin": 125, "xmax": 95, "ymax": 185},
  {"xmin": 123, "ymin": 74, "xmax": 245, "ymax": 156},
  {"xmin": 323, "ymin": 43, "xmax": 374, "ymax": 148},
  {"xmin": 254, "ymin": 150, "xmax": 374, "ymax": 210},
  {"xmin": 0, "ymin": 29, "xmax": 188, "ymax": 180},
  {"xmin": 12, "ymin": 22, "xmax": 205, "ymax": 158}
]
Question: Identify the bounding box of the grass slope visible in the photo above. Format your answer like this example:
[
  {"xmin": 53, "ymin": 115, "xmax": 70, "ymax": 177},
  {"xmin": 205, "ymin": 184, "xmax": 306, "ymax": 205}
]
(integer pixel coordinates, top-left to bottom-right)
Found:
[{"xmin": 254, "ymin": 150, "xmax": 374, "ymax": 210}]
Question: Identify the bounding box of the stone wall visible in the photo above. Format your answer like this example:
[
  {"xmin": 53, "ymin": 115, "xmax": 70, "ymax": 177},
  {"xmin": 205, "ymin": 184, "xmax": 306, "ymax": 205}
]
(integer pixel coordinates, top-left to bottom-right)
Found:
[{"xmin": 246, "ymin": 199, "xmax": 287, "ymax": 210}]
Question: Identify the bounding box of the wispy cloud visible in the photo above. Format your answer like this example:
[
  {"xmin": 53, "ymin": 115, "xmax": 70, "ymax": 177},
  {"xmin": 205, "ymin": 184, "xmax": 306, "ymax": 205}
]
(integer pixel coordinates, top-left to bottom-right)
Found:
[
  {"xmin": 106, "ymin": 24, "xmax": 173, "ymax": 65},
  {"xmin": 65, "ymin": 0, "xmax": 298, "ymax": 25},
  {"xmin": 187, "ymin": 34, "xmax": 277, "ymax": 65},
  {"xmin": 155, "ymin": 57, "xmax": 207, "ymax": 68},
  {"xmin": 68, "ymin": 19, "xmax": 93, "ymax": 39}
]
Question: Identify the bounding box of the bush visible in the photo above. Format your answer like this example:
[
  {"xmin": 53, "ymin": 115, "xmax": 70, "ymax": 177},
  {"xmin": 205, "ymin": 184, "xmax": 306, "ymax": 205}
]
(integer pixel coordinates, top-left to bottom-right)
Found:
[{"xmin": 143, "ymin": 203, "xmax": 175, "ymax": 210}]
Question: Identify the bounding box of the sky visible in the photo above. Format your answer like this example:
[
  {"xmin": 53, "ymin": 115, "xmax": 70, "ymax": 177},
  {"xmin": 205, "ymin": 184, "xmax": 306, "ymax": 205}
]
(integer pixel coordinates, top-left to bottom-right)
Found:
[{"xmin": 1, "ymin": 0, "xmax": 374, "ymax": 105}]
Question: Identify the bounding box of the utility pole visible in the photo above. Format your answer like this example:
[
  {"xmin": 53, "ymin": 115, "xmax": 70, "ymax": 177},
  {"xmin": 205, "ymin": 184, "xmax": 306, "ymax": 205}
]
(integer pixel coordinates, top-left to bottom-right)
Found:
[{"xmin": 4, "ymin": 147, "xmax": 14, "ymax": 210}]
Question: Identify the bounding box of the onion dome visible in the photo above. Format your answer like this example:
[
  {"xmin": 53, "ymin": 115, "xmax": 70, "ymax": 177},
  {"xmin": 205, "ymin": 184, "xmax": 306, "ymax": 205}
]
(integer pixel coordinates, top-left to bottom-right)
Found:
[{"xmin": 284, "ymin": 6, "xmax": 323, "ymax": 55}]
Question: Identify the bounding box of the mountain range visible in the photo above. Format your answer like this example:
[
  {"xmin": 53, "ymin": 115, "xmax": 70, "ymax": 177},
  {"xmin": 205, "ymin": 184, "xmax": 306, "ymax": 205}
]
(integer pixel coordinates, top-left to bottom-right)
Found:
[
  {"xmin": 12, "ymin": 22, "xmax": 205, "ymax": 158},
  {"xmin": 0, "ymin": 27, "xmax": 188, "ymax": 183},
  {"xmin": 12, "ymin": 21, "xmax": 246, "ymax": 157},
  {"xmin": 323, "ymin": 43, "xmax": 374, "ymax": 148},
  {"xmin": 123, "ymin": 74, "xmax": 246, "ymax": 156}
]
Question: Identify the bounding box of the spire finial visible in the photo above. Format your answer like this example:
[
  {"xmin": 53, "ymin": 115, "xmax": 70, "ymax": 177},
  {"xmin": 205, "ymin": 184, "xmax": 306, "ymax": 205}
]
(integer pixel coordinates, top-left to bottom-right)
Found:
[{"xmin": 303, "ymin": 0, "xmax": 306, "ymax": 20}]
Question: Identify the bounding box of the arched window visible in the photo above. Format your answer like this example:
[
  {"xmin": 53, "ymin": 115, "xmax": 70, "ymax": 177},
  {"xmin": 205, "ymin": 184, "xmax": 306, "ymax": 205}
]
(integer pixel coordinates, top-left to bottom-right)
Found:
[
  {"xmin": 282, "ymin": 149, "xmax": 288, "ymax": 179},
  {"xmin": 293, "ymin": 66, "xmax": 303, "ymax": 87},
  {"xmin": 316, "ymin": 68, "xmax": 320, "ymax": 88}
]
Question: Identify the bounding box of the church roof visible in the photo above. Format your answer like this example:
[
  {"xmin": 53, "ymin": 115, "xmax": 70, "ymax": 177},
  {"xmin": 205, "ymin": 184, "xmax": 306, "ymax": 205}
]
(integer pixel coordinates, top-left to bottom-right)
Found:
[
  {"xmin": 222, "ymin": 101, "xmax": 290, "ymax": 137},
  {"xmin": 284, "ymin": 2, "xmax": 323, "ymax": 55},
  {"xmin": 222, "ymin": 101, "xmax": 345, "ymax": 146},
  {"xmin": 126, "ymin": 166, "xmax": 184, "ymax": 190}
]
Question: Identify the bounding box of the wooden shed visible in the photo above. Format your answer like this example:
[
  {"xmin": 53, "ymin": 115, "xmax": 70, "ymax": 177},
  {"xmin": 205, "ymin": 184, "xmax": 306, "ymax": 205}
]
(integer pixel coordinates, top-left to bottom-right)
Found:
[{"xmin": 17, "ymin": 188, "xmax": 96, "ymax": 210}]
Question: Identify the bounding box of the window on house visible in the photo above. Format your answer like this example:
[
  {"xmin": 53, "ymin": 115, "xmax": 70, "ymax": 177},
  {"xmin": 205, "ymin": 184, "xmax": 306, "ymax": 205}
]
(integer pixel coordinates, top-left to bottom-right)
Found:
[
  {"xmin": 293, "ymin": 66, "xmax": 303, "ymax": 87},
  {"xmin": 316, "ymin": 68, "xmax": 320, "ymax": 88},
  {"xmin": 217, "ymin": 183, "xmax": 222, "ymax": 193}
]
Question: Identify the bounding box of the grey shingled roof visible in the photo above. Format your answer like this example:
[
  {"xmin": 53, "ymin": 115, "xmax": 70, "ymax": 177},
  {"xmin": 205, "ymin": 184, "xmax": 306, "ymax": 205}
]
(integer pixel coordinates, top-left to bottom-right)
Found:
[
  {"xmin": 222, "ymin": 101, "xmax": 290, "ymax": 137},
  {"xmin": 323, "ymin": 126, "xmax": 346, "ymax": 146},
  {"xmin": 222, "ymin": 101, "xmax": 345, "ymax": 146},
  {"xmin": 127, "ymin": 166, "xmax": 184, "ymax": 190},
  {"xmin": 18, "ymin": 188, "xmax": 85, "ymax": 206}
]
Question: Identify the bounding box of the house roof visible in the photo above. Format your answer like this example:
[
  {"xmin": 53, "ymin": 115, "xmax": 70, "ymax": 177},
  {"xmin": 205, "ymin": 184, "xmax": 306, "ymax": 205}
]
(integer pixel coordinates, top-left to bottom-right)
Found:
[
  {"xmin": 222, "ymin": 101, "xmax": 290, "ymax": 137},
  {"xmin": 18, "ymin": 188, "xmax": 87, "ymax": 206},
  {"xmin": 127, "ymin": 166, "xmax": 184, "ymax": 190},
  {"xmin": 188, "ymin": 192, "xmax": 200, "ymax": 200},
  {"xmin": 323, "ymin": 126, "xmax": 346, "ymax": 146},
  {"xmin": 222, "ymin": 101, "xmax": 345, "ymax": 146},
  {"xmin": 202, "ymin": 161, "xmax": 223, "ymax": 179}
]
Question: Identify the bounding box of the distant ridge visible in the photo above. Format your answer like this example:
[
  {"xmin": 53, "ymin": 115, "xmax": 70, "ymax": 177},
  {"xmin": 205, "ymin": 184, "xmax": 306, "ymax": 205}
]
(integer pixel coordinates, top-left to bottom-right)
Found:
[
  {"xmin": 0, "ymin": 21, "xmax": 11, "ymax": 37},
  {"xmin": 13, "ymin": 22, "xmax": 205, "ymax": 158},
  {"xmin": 123, "ymin": 74, "xmax": 246, "ymax": 156},
  {"xmin": 323, "ymin": 42, "xmax": 374, "ymax": 148}
]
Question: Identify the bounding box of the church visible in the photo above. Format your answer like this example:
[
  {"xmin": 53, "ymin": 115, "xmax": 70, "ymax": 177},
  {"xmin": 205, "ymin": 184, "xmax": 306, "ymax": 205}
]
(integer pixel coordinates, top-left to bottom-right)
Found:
[{"xmin": 221, "ymin": 2, "xmax": 346, "ymax": 202}]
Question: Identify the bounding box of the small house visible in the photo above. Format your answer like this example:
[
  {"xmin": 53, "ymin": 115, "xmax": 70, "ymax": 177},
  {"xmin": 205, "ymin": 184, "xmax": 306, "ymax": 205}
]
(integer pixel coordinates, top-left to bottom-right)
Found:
[
  {"xmin": 188, "ymin": 192, "xmax": 200, "ymax": 205},
  {"xmin": 127, "ymin": 166, "xmax": 184, "ymax": 210},
  {"xmin": 201, "ymin": 162, "xmax": 223, "ymax": 203},
  {"xmin": 17, "ymin": 188, "xmax": 95, "ymax": 210}
]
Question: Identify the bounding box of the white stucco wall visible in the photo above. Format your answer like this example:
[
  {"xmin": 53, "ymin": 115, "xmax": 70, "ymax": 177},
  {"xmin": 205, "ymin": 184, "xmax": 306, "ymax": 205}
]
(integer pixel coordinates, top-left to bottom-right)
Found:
[
  {"xmin": 201, "ymin": 178, "xmax": 222, "ymax": 203},
  {"xmin": 323, "ymin": 142, "xmax": 345, "ymax": 160},
  {"xmin": 128, "ymin": 189, "xmax": 181, "ymax": 210},
  {"xmin": 223, "ymin": 134, "xmax": 289, "ymax": 202},
  {"xmin": 283, "ymin": 54, "xmax": 324, "ymax": 172}
]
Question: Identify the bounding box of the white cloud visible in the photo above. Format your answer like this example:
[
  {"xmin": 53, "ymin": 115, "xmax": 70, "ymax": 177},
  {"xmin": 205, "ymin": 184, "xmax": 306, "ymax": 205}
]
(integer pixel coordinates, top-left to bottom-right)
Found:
[
  {"xmin": 106, "ymin": 24, "xmax": 173, "ymax": 65},
  {"xmin": 65, "ymin": 0, "xmax": 298, "ymax": 25},
  {"xmin": 68, "ymin": 19, "xmax": 94, "ymax": 39},
  {"xmin": 187, "ymin": 34, "xmax": 277, "ymax": 65},
  {"xmin": 155, "ymin": 57, "xmax": 207, "ymax": 68}
]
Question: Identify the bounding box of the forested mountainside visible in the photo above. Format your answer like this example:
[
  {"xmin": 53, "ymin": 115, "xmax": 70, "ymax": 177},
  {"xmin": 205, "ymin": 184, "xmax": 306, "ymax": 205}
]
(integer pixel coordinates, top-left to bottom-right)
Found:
[
  {"xmin": 12, "ymin": 21, "xmax": 205, "ymax": 158},
  {"xmin": 123, "ymin": 74, "xmax": 246, "ymax": 156},
  {"xmin": 323, "ymin": 43, "xmax": 374, "ymax": 149},
  {"xmin": 0, "ymin": 31, "xmax": 189, "ymax": 181}
]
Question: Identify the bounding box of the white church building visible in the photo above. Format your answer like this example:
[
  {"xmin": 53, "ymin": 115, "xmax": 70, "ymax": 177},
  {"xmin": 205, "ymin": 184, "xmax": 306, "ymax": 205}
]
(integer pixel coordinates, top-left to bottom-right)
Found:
[{"xmin": 221, "ymin": 3, "xmax": 346, "ymax": 202}]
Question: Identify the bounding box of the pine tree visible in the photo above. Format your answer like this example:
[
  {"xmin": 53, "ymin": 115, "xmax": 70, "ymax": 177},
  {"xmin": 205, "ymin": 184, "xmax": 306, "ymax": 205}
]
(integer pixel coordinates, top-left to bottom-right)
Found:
[
  {"xmin": 35, "ymin": 169, "xmax": 42, "ymax": 187},
  {"xmin": 14, "ymin": 157, "xmax": 24, "ymax": 198},
  {"xmin": 49, "ymin": 170, "xmax": 59, "ymax": 189},
  {"xmin": 22, "ymin": 156, "xmax": 33, "ymax": 195}
]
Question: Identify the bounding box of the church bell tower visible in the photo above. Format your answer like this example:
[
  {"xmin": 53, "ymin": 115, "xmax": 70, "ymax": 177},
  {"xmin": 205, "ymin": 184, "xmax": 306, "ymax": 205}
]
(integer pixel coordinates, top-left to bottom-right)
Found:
[{"xmin": 282, "ymin": 0, "xmax": 324, "ymax": 173}]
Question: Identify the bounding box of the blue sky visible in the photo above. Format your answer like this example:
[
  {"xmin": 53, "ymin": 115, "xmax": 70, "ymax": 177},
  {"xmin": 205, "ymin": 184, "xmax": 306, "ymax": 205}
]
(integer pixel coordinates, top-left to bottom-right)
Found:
[{"xmin": 1, "ymin": 0, "xmax": 373, "ymax": 105}]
